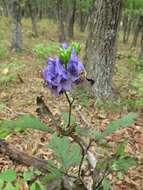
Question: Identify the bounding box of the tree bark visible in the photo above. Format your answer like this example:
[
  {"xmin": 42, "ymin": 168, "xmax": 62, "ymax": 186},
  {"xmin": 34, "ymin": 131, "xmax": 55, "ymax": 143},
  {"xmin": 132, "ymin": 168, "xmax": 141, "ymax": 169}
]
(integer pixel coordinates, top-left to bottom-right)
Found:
[
  {"xmin": 122, "ymin": 14, "xmax": 128, "ymax": 43},
  {"xmin": 27, "ymin": 0, "xmax": 38, "ymax": 37},
  {"xmin": 10, "ymin": 0, "xmax": 22, "ymax": 52},
  {"xmin": 126, "ymin": 16, "xmax": 132, "ymax": 42},
  {"xmin": 85, "ymin": 0, "xmax": 123, "ymax": 99},
  {"xmin": 1, "ymin": 0, "xmax": 10, "ymax": 16},
  {"xmin": 132, "ymin": 15, "xmax": 143, "ymax": 47},
  {"xmin": 67, "ymin": 0, "xmax": 76, "ymax": 39},
  {"xmin": 139, "ymin": 31, "xmax": 143, "ymax": 60},
  {"xmin": 57, "ymin": 0, "xmax": 66, "ymax": 42}
]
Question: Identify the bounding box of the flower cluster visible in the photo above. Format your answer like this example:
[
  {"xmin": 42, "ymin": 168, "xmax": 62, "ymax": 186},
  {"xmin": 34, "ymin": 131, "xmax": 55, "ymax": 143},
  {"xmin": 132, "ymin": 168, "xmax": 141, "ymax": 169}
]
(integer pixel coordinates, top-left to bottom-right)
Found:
[{"xmin": 43, "ymin": 43, "xmax": 85, "ymax": 96}]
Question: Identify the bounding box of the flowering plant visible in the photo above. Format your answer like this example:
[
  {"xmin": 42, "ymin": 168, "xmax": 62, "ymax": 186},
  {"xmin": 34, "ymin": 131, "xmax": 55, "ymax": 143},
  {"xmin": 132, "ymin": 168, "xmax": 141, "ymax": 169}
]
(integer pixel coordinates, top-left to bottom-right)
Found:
[
  {"xmin": 0, "ymin": 42, "xmax": 137, "ymax": 190},
  {"xmin": 43, "ymin": 42, "xmax": 85, "ymax": 96}
]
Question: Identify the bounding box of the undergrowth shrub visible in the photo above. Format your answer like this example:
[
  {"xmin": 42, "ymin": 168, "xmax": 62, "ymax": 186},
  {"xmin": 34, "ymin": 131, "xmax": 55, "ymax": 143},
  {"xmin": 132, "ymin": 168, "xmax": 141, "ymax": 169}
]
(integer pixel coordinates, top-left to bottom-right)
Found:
[
  {"xmin": 0, "ymin": 46, "xmax": 7, "ymax": 60},
  {"xmin": 32, "ymin": 43, "xmax": 58, "ymax": 60},
  {"xmin": 0, "ymin": 58, "xmax": 25, "ymax": 86}
]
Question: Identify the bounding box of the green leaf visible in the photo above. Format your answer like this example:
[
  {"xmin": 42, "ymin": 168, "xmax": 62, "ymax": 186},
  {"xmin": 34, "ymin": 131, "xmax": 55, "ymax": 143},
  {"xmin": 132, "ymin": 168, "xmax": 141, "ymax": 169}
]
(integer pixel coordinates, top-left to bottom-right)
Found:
[
  {"xmin": 0, "ymin": 179, "xmax": 4, "ymax": 189},
  {"xmin": 103, "ymin": 178, "xmax": 111, "ymax": 190},
  {"xmin": 23, "ymin": 170, "xmax": 34, "ymax": 181},
  {"xmin": 111, "ymin": 157, "xmax": 137, "ymax": 172},
  {"xmin": 42, "ymin": 160, "xmax": 62, "ymax": 183},
  {"xmin": 47, "ymin": 160, "xmax": 62, "ymax": 178},
  {"xmin": 61, "ymin": 112, "xmax": 76, "ymax": 126},
  {"xmin": 0, "ymin": 170, "xmax": 17, "ymax": 182},
  {"xmin": 48, "ymin": 134, "xmax": 81, "ymax": 169},
  {"xmin": 117, "ymin": 172, "xmax": 124, "ymax": 180},
  {"xmin": 30, "ymin": 182, "xmax": 41, "ymax": 190},
  {"xmin": 4, "ymin": 182, "xmax": 15, "ymax": 190},
  {"xmin": 1, "ymin": 115, "xmax": 53, "ymax": 133},
  {"xmin": 0, "ymin": 127, "xmax": 12, "ymax": 139},
  {"xmin": 116, "ymin": 139, "xmax": 128, "ymax": 157},
  {"xmin": 102, "ymin": 113, "xmax": 137, "ymax": 138},
  {"xmin": 76, "ymin": 126, "xmax": 91, "ymax": 137}
]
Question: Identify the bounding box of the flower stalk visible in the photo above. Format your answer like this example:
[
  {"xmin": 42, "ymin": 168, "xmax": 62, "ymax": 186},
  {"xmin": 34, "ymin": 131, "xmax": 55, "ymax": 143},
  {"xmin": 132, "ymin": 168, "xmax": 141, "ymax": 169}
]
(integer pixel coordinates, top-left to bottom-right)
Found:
[{"xmin": 64, "ymin": 92, "xmax": 74, "ymax": 128}]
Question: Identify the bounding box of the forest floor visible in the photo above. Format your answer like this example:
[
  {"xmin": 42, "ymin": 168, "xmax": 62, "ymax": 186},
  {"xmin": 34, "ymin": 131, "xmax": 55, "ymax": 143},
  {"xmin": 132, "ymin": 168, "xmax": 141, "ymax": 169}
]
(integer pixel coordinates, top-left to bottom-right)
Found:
[{"xmin": 0, "ymin": 18, "xmax": 143, "ymax": 190}]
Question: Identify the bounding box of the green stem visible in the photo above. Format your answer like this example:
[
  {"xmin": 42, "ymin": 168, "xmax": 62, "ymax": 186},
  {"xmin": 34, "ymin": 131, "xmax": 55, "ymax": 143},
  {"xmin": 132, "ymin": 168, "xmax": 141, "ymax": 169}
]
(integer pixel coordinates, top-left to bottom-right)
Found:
[{"xmin": 64, "ymin": 92, "xmax": 74, "ymax": 128}]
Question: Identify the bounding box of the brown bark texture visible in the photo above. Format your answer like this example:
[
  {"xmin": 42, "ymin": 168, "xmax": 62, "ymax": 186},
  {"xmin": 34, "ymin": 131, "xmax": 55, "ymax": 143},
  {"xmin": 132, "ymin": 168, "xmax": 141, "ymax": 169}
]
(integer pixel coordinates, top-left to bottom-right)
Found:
[
  {"xmin": 85, "ymin": 0, "xmax": 123, "ymax": 98},
  {"xmin": 57, "ymin": 0, "xmax": 66, "ymax": 42}
]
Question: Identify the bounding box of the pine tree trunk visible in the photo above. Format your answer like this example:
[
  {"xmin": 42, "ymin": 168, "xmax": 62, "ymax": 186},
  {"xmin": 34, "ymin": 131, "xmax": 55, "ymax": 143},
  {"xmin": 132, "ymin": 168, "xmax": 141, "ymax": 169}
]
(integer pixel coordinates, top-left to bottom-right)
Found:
[
  {"xmin": 27, "ymin": 0, "xmax": 38, "ymax": 37},
  {"xmin": 85, "ymin": 0, "xmax": 123, "ymax": 99},
  {"xmin": 67, "ymin": 0, "xmax": 76, "ymax": 39},
  {"xmin": 57, "ymin": 0, "xmax": 66, "ymax": 42},
  {"xmin": 10, "ymin": 0, "xmax": 22, "ymax": 52}
]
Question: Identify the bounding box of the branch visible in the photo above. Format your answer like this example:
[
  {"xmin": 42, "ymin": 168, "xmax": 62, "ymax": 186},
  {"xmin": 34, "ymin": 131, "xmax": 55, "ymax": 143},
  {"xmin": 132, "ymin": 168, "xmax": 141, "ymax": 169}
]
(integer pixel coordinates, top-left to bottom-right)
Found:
[{"xmin": 0, "ymin": 138, "xmax": 49, "ymax": 174}]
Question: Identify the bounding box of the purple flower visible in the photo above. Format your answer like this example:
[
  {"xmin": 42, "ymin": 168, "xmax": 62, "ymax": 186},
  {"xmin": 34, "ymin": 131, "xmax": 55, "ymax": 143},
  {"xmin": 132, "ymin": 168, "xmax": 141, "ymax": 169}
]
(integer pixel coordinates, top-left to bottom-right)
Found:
[
  {"xmin": 67, "ymin": 49, "xmax": 84, "ymax": 82},
  {"xmin": 62, "ymin": 42, "xmax": 69, "ymax": 49},
  {"xmin": 43, "ymin": 58, "xmax": 72, "ymax": 96}
]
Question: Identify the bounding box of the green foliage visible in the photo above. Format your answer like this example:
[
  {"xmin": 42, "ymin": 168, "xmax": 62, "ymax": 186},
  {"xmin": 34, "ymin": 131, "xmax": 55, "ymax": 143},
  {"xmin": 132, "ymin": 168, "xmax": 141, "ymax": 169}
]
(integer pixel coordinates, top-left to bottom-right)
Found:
[
  {"xmin": 0, "ymin": 168, "xmax": 44, "ymax": 190},
  {"xmin": 111, "ymin": 157, "xmax": 137, "ymax": 172},
  {"xmin": 116, "ymin": 139, "xmax": 128, "ymax": 157},
  {"xmin": 43, "ymin": 160, "xmax": 62, "ymax": 183},
  {"xmin": 101, "ymin": 112, "xmax": 137, "ymax": 137},
  {"xmin": 0, "ymin": 58, "xmax": 25, "ymax": 86},
  {"xmin": 33, "ymin": 43, "xmax": 58, "ymax": 60},
  {"xmin": 48, "ymin": 134, "xmax": 82, "ymax": 170},
  {"xmin": 0, "ymin": 115, "xmax": 54, "ymax": 133},
  {"xmin": 61, "ymin": 111, "xmax": 76, "ymax": 127},
  {"xmin": 89, "ymin": 112, "xmax": 137, "ymax": 140},
  {"xmin": 0, "ymin": 170, "xmax": 17, "ymax": 182},
  {"xmin": 102, "ymin": 178, "xmax": 111, "ymax": 190},
  {"xmin": 0, "ymin": 46, "xmax": 7, "ymax": 60},
  {"xmin": 59, "ymin": 42, "xmax": 81, "ymax": 67}
]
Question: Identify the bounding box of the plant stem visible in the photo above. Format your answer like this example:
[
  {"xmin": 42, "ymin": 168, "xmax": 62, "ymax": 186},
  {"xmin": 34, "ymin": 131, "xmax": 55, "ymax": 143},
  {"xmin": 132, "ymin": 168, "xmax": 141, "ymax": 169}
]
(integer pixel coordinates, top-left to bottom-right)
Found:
[
  {"xmin": 64, "ymin": 92, "xmax": 74, "ymax": 127},
  {"xmin": 78, "ymin": 140, "xmax": 92, "ymax": 177}
]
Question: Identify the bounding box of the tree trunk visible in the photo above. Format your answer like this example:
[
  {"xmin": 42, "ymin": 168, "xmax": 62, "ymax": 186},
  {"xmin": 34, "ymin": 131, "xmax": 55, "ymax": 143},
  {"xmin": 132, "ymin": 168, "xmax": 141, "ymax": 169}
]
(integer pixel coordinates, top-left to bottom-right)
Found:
[
  {"xmin": 10, "ymin": 0, "xmax": 22, "ymax": 52},
  {"xmin": 139, "ymin": 31, "xmax": 143, "ymax": 60},
  {"xmin": 27, "ymin": 0, "xmax": 38, "ymax": 37},
  {"xmin": 67, "ymin": 0, "xmax": 76, "ymax": 39},
  {"xmin": 57, "ymin": 0, "xmax": 66, "ymax": 42},
  {"xmin": 122, "ymin": 14, "xmax": 128, "ymax": 43},
  {"xmin": 85, "ymin": 0, "xmax": 123, "ymax": 99},
  {"xmin": 126, "ymin": 16, "xmax": 132, "ymax": 42},
  {"xmin": 1, "ymin": 0, "xmax": 10, "ymax": 16},
  {"xmin": 132, "ymin": 15, "xmax": 143, "ymax": 47}
]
